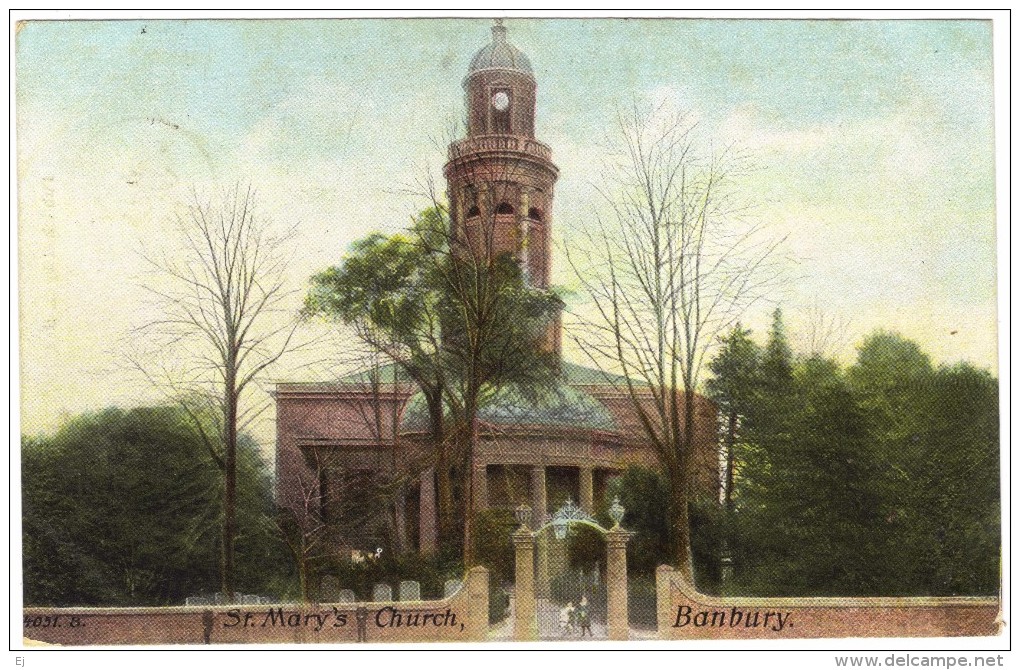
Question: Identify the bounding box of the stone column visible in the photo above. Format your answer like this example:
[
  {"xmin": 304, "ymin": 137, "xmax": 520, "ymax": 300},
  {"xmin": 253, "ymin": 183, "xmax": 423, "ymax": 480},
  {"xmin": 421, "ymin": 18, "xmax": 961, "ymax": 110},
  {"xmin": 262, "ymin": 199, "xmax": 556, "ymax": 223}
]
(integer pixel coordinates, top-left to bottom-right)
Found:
[
  {"xmin": 530, "ymin": 465, "xmax": 547, "ymax": 527},
  {"xmin": 655, "ymin": 565, "xmax": 675, "ymax": 639},
  {"xmin": 529, "ymin": 466, "xmax": 550, "ymax": 597},
  {"xmin": 473, "ymin": 464, "xmax": 488, "ymax": 512},
  {"xmin": 512, "ymin": 529, "xmax": 538, "ymax": 641},
  {"xmin": 579, "ymin": 466, "xmax": 594, "ymax": 513},
  {"xmin": 418, "ymin": 469, "xmax": 437, "ymax": 554},
  {"xmin": 605, "ymin": 528, "xmax": 632, "ymax": 641}
]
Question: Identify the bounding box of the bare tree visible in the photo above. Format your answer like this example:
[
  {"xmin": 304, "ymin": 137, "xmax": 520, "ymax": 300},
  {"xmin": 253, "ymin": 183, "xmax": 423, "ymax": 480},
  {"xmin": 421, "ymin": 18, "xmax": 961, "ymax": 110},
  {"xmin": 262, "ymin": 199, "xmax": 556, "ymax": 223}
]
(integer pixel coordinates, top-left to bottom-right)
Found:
[
  {"xmin": 799, "ymin": 301, "xmax": 851, "ymax": 358},
  {"xmin": 566, "ymin": 104, "xmax": 783, "ymax": 578},
  {"xmin": 296, "ymin": 338, "xmax": 435, "ymax": 557},
  {"xmin": 273, "ymin": 447, "xmax": 389, "ymax": 602},
  {"xmin": 133, "ymin": 183, "xmax": 298, "ymax": 600},
  {"xmin": 273, "ymin": 448, "xmax": 332, "ymax": 603}
]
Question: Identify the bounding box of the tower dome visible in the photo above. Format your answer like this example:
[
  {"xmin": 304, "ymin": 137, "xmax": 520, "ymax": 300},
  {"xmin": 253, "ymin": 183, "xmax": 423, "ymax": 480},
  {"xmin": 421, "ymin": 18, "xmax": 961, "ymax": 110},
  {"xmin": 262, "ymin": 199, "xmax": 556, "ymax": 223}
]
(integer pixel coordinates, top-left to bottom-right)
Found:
[{"xmin": 468, "ymin": 20, "xmax": 533, "ymax": 77}]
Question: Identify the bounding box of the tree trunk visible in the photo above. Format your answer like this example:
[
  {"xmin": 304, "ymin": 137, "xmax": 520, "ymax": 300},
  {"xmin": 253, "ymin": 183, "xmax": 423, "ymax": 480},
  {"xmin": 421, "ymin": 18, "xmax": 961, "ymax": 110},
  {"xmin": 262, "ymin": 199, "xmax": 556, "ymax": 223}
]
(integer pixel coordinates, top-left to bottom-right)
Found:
[
  {"xmin": 461, "ymin": 408, "xmax": 479, "ymax": 567},
  {"xmin": 299, "ymin": 558, "xmax": 310, "ymax": 603},
  {"xmin": 670, "ymin": 386, "xmax": 698, "ymax": 581},
  {"xmin": 724, "ymin": 409, "xmax": 737, "ymax": 512},
  {"xmin": 393, "ymin": 483, "xmax": 408, "ymax": 554},
  {"xmin": 428, "ymin": 395, "xmax": 455, "ymax": 546},
  {"xmin": 222, "ymin": 372, "xmax": 238, "ymax": 602},
  {"xmin": 669, "ymin": 468, "xmax": 694, "ymax": 581}
]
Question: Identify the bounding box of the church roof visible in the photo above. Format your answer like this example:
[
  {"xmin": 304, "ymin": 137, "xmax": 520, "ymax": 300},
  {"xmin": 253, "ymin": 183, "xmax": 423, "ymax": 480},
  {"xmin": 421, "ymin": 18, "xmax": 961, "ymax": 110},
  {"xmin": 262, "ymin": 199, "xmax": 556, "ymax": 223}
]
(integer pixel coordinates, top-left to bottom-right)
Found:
[
  {"xmin": 399, "ymin": 376, "xmax": 616, "ymax": 433},
  {"xmin": 468, "ymin": 21, "xmax": 533, "ymax": 77}
]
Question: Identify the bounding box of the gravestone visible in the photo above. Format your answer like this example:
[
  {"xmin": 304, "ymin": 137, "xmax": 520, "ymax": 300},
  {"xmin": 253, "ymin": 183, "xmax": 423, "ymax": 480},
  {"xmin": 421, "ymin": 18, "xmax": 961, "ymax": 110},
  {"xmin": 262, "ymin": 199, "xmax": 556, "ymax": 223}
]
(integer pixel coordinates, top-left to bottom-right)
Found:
[
  {"xmin": 319, "ymin": 576, "xmax": 340, "ymax": 602},
  {"xmin": 186, "ymin": 596, "xmax": 211, "ymax": 606},
  {"xmin": 337, "ymin": 589, "xmax": 357, "ymax": 603},
  {"xmin": 372, "ymin": 583, "xmax": 393, "ymax": 602},
  {"xmin": 444, "ymin": 579, "xmax": 462, "ymax": 598},
  {"xmin": 213, "ymin": 593, "xmax": 230, "ymax": 605},
  {"xmin": 399, "ymin": 580, "xmax": 421, "ymax": 601},
  {"xmin": 240, "ymin": 594, "xmax": 261, "ymax": 605}
]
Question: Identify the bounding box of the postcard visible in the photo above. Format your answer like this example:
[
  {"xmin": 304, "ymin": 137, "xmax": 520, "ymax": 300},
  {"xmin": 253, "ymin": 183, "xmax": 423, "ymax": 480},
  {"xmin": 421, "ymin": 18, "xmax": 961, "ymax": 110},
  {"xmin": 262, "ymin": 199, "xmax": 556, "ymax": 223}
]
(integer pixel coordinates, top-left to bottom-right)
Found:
[{"xmin": 14, "ymin": 13, "xmax": 1005, "ymax": 651}]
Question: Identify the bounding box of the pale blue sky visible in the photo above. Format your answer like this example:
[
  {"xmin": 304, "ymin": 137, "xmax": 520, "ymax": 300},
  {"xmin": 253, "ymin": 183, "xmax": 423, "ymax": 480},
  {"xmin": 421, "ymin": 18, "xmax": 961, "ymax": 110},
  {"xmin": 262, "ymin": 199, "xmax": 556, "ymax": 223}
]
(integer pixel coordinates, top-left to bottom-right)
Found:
[{"xmin": 16, "ymin": 18, "xmax": 998, "ymax": 437}]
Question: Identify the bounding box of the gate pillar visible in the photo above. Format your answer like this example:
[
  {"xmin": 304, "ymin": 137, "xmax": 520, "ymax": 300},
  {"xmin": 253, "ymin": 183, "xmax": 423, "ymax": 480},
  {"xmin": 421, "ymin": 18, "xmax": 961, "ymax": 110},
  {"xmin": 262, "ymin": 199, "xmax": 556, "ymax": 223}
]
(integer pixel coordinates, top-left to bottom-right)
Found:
[
  {"xmin": 513, "ymin": 527, "xmax": 538, "ymax": 641},
  {"xmin": 606, "ymin": 527, "xmax": 632, "ymax": 641}
]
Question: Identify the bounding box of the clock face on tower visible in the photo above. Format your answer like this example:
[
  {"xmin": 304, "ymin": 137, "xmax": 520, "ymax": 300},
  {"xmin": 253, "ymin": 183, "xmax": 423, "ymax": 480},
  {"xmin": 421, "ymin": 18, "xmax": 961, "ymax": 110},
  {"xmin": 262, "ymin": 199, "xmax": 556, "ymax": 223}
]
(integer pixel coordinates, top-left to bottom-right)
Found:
[{"xmin": 492, "ymin": 91, "xmax": 510, "ymax": 111}]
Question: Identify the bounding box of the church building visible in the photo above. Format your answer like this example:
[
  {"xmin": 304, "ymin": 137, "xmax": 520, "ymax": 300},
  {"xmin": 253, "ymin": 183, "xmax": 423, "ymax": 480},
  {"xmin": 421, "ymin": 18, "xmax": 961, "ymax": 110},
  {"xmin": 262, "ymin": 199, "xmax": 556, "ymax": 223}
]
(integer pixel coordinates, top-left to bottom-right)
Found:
[{"xmin": 274, "ymin": 22, "xmax": 719, "ymax": 554}]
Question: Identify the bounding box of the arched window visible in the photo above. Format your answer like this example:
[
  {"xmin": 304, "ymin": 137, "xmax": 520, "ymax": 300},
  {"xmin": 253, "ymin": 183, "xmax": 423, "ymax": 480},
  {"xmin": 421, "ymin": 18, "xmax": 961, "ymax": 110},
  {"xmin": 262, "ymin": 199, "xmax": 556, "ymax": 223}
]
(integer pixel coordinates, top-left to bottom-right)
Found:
[
  {"xmin": 495, "ymin": 202, "xmax": 514, "ymax": 215},
  {"xmin": 527, "ymin": 207, "xmax": 543, "ymax": 222},
  {"xmin": 467, "ymin": 205, "xmax": 480, "ymax": 218}
]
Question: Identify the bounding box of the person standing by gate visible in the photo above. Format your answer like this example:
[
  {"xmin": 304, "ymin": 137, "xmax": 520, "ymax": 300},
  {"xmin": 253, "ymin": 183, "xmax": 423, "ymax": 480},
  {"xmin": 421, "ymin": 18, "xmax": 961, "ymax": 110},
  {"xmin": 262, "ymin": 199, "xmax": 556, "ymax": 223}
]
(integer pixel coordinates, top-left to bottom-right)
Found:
[
  {"xmin": 577, "ymin": 596, "xmax": 592, "ymax": 637},
  {"xmin": 559, "ymin": 601, "xmax": 576, "ymax": 636}
]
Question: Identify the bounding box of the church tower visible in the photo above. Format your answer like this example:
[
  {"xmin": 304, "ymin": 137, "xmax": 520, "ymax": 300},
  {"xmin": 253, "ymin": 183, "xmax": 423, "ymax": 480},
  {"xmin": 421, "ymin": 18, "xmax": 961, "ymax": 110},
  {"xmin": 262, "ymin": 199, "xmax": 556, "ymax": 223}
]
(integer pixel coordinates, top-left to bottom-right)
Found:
[{"xmin": 444, "ymin": 20, "xmax": 561, "ymax": 353}]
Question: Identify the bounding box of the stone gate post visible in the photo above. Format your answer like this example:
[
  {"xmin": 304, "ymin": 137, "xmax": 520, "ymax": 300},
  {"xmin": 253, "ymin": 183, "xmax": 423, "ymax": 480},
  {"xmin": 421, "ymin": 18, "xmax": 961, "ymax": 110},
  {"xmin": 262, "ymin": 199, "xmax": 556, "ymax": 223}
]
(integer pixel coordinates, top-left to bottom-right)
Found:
[
  {"xmin": 513, "ymin": 527, "xmax": 538, "ymax": 641},
  {"xmin": 465, "ymin": 566, "xmax": 490, "ymax": 641},
  {"xmin": 605, "ymin": 527, "xmax": 632, "ymax": 641}
]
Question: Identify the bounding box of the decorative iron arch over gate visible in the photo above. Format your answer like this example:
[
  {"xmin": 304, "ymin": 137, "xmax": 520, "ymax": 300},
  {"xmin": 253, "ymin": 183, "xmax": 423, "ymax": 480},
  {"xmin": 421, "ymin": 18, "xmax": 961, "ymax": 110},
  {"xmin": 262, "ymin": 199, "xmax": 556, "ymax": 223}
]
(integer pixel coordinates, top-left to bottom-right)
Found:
[{"xmin": 510, "ymin": 498, "xmax": 633, "ymax": 641}]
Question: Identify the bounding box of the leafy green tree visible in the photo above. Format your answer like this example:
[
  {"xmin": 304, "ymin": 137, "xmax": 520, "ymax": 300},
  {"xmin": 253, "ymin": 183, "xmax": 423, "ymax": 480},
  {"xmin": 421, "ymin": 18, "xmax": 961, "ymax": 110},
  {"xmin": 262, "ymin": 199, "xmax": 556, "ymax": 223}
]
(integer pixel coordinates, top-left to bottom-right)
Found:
[
  {"xmin": 706, "ymin": 324, "xmax": 762, "ymax": 510},
  {"xmin": 847, "ymin": 333, "xmax": 999, "ymax": 595},
  {"xmin": 22, "ymin": 406, "xmax": 290, "ymax": 606},
  {"xmin": 848, "ymin": 331, "xmax": 933, "ymax": 444},
  {"xmin": 728, "ymin": 325, "xmax": 999, "ymax": 597},
  {"xmin": 305, "ymin": 216, "xmax": 457, "ymax": 544},
  {"xmin": 901, "ymin": 363, "xmax": 999, "ymax": 595},
  {"xmin": 607, "ymin": 468, "xmax": 670, "ymax": 577},
  {"xmin": 601, "ymin": 467, "xmax": 722, "ymax": 592},
  {"xmin": 734, "ymin": 356, "xmax": 893, "ymax": 596},
  {"xmin": 472, "ymin": 509, "xmax": 515, "ymax": 586},
  {"xmin": 759, "ymin": 308, "xmax": 795, "ymax": 405},
  {"xmin": 437, "ymin": 248, "xmax": 562, "ymax": 562},
  {"xmin": 305, "ymin": 207, "xmax": 562, "ymax": 563},
  {"xmin": 729, "ymin": 313, "xmax": 893, "ymax": 595}
]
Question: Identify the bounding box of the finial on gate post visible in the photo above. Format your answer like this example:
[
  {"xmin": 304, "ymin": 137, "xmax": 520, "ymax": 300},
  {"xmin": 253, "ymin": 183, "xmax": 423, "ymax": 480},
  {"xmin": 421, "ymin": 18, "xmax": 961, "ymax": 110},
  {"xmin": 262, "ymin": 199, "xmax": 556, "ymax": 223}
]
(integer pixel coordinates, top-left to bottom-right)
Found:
[
  {"xmin": 514, "ymin": 503, "xmax": 533, "ymax": 531},
  {"xmin": 608, "ymin": 496, "xmax": 626, "ymax": 529}
]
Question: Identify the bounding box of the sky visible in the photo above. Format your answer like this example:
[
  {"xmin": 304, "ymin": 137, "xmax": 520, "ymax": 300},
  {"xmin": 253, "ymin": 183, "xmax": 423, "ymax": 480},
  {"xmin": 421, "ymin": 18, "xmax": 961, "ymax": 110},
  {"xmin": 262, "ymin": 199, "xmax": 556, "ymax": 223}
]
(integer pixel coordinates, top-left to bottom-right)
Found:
[{"xmin": 15, "ymin": 16, "xmax": 1000, "ymax": 445}]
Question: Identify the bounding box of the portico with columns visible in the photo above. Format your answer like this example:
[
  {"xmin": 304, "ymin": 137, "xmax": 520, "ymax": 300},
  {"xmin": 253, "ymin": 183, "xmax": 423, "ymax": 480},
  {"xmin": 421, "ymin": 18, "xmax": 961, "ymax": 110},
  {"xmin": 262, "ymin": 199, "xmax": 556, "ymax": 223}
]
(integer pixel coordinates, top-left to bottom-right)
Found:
[
  {"xmin": 471, "ymin": 462, "xmax": 606, "ymax": 518},
  {"xmin": 415, "ymin": 425, "xmax": 628, "ymax": 552}
]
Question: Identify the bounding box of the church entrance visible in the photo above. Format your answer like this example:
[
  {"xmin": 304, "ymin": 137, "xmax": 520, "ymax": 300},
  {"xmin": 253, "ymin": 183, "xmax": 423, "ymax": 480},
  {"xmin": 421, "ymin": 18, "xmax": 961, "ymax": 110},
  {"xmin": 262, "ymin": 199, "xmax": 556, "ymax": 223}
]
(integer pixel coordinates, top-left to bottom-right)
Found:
[
  {"xmin": 510, "ymin": 499, "xmax": 632, "ymax": 641},
  {"xmin": 534, "ymin": 515, "xmax": 607, "ymax": 639}
]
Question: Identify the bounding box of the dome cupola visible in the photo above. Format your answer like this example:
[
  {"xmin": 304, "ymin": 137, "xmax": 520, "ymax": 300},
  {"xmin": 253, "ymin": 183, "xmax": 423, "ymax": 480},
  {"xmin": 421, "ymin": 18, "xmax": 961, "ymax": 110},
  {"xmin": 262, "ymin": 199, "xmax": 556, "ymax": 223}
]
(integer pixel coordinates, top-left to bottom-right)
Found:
[{"xmin": 467, "ymin": 19, "xmax": 534, "ymax": 77}]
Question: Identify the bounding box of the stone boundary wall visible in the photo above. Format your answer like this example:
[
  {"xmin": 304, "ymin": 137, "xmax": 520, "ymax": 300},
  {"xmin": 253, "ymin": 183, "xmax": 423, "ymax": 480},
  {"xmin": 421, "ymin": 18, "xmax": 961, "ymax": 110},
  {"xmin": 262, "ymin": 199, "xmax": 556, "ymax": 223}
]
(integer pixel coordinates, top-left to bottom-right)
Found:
[
  {"xmin": 656, "ymin": 566, "xmax": 1000, "ymax": 639},
  {"xmin": 23, "ymin": 567, "xmax": 488, "ymax": 646}
]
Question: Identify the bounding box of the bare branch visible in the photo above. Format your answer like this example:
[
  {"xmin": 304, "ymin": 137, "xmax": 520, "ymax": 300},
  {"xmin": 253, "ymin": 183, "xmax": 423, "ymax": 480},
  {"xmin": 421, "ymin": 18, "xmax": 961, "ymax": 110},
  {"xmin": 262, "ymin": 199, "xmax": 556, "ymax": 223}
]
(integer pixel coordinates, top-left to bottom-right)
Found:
[
  {"xmin": 565, "ymin": 101, "xmax": 785, "ymax": 575},
  {"xmin": 128, "ymin": 182, "xmax": 301, "ymax": 599}
]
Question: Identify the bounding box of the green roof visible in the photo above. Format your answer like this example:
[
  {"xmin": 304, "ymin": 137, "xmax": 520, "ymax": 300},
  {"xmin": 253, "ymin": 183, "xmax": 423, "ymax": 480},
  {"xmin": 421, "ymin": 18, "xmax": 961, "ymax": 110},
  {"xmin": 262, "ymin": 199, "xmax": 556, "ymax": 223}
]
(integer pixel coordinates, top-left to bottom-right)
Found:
[
  {"xmin": 559, "ymin": 360, "xmax": 640, "ymax": 386},
  {"xmin": 400, "ymin": 376, "xmax": 617, "ymax": 432},
  {"xmin": 336, "ymin": 359, "xmax": 647, "ymax": 432},
  {"xmin": 338, "ymin": 363, "xmax": 404, "ymax": 384}
]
